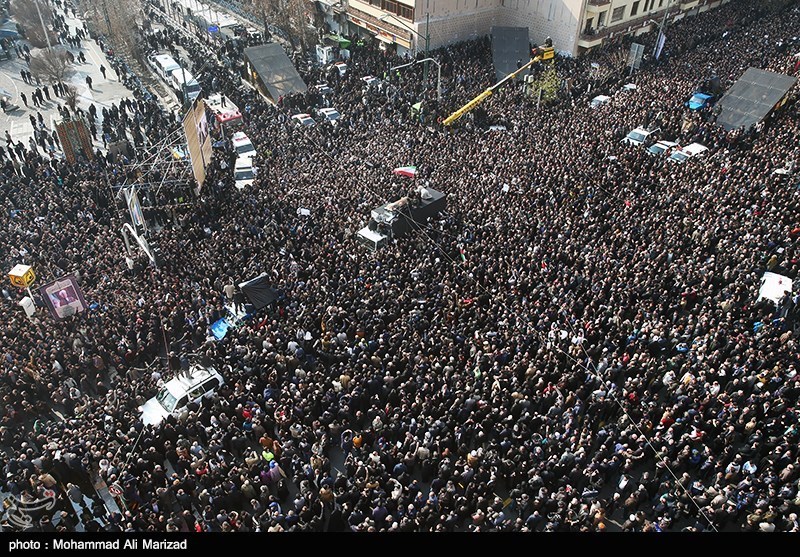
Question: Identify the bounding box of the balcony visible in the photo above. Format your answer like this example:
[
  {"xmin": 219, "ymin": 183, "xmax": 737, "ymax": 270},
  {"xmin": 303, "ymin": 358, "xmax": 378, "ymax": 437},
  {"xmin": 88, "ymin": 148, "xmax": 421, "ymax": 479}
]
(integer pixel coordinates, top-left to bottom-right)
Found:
[
  {"xmin": 588, "ymin": 0, "xmax": 611, "ymax": 5},
  {"xmin": 346, "ymin": 5, "xmax": 413, "ymax": 41},
  {"xmin": 579, "ymin": 6, "xmax": 681, "ymax": 46}
]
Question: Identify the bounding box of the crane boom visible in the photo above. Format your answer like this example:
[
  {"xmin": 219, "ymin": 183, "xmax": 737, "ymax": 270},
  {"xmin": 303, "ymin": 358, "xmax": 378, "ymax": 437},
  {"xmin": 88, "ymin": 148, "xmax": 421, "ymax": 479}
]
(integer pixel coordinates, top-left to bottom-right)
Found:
[{"xmin": 442, "ymin": 46, "xmax": 554, "ymax": 127}]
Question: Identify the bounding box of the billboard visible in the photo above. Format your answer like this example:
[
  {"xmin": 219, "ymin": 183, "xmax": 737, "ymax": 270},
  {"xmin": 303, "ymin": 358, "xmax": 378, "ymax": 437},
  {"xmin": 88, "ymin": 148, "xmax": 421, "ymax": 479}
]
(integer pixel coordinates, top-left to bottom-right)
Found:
[
  {"xmin": 39, "ymin": 275, "xmax": 87, "ymax": 319},
  {"xmin": 55, "ymin": 119, "xmax": 94, "ymax": 164},
  {"xmin": 183, "ymin": 97, "xmax": 213, "ymax": 192}
]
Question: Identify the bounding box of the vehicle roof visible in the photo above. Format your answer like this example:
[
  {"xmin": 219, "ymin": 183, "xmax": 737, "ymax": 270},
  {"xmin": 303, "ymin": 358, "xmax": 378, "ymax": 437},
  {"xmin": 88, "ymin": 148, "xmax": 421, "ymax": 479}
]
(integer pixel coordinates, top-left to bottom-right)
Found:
[
  {"xmin": 654, "ymin": 140, "xmax": 679, "ymax": 147},
  {"xmin": 682, "ymin": 142, "xmax": 709, "ymax": 154},
  {"xmin": 629, "ymin": 127, "xmax": 651, "ymax": 134},
  {"xmin": 692, "ymin": 92, "xmax": 713, "ymax": 98},
  {"xmin": 292, "ymin": 113, "xmax": 313, "ymax": 119},
  {"xmin": 231, "ymin": 132, "xmax": 252, "ymax": 144},
  {"xmin": 153, "ymin": 54, "xmax": 179, "ymax": 66},
  {"xmin": 320, "ymin": 107, "xmax": 339, "ymax": 114},
  {"xmin": 164, "ymin": 366, "xmax": 220, "ymax": 397},
  {"xmin": 592, "ymin": 95, "xmax": 611, "ymax": 101},
  {"xmin": 235, "ymin": 156, "xmax": 254, "ymax": 169}
]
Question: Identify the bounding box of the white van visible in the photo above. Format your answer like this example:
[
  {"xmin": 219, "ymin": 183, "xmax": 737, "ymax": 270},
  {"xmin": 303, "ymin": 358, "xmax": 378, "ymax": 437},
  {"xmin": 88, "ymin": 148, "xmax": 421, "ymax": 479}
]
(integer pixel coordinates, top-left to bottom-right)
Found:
[
  {"xmin": 140, "ymin": 366, "xmax": 224, "ymax": 426},
  {"xmin": 170, "ymin": 69, "xmax": 201, "ymax": 102},
  {"xmin": 234, "ymin": 157, "xmax": 257, "ymax": 189},
  {"xmin": 231, "ymin": 131, "xmax": 256, "ymax": 159},
  {"xmin": 150, "ymin": 53, "xmax": 181, "ymax": 80}
]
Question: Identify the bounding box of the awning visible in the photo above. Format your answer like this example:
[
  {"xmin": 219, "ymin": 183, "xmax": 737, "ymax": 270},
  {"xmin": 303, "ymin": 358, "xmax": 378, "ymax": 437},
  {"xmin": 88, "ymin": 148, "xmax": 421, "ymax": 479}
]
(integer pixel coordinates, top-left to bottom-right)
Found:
[{"xmin": 324, "ymin": 33, "xmax": 351, "ymax": 48}]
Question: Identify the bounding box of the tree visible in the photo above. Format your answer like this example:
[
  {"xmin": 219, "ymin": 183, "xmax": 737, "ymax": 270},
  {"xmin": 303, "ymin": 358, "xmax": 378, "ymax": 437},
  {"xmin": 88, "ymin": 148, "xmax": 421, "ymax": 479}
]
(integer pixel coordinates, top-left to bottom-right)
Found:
[
  {"xmin": 64, "ymin": 85, "xmax": 79, "ymax": 112},
  {"xmin": 81, "ymin": 0, "xmax": 145, "ymax": 66},
  {"xmin": 29, "ymin": 48, "xmax": 75, "ymax": 85},
  {"xmin": 251, "ymin": 0, "xmax": 317, "ymax": 52},
  {"xmin": 12, "ymin": 0, "xmax": 56, "ymax": 48},
  {"xmin": 528, "ymin": 65, "xmax": 561, "ymax": 105}
]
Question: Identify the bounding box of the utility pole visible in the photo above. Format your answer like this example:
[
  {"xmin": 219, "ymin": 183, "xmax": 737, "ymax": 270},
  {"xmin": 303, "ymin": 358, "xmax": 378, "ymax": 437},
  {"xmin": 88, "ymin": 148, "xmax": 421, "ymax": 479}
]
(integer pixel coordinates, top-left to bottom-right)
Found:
[
  {"xmin": 33, "ymin": 0, "xmax": 52, "ymax": 50},
  {"xmin": 653, "ymin": 0, "xmax": 673, "ymax": 58},
  {"xmin": 422, "ymin": 13, "xmax": 430, "ymax": 83}
]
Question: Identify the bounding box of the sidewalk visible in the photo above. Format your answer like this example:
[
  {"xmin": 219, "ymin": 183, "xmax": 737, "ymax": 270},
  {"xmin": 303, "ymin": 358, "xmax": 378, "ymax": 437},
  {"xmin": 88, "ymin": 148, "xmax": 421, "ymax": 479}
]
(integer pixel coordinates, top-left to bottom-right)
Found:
[{"xmin": 0, "ymin": 8, "xmax": 136, "ymax": 155}]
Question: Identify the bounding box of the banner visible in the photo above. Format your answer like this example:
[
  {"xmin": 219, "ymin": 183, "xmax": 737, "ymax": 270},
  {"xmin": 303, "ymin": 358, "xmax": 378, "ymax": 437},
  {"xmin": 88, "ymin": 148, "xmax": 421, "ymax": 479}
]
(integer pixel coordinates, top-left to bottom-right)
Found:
[
  {"xmin": 654, "ymin": 31, "xmax": 666, "ymax": 60},
  {"xmin": 39, "ymin": 275, "xmax": 87, "ymax": 319},
  {"xmin": 183, "ymin": 98, "xmax": 213, "ymax": 193},
  {"xmin": 123, "ymin": 187, "xmax": 146, "ymax": 233}
]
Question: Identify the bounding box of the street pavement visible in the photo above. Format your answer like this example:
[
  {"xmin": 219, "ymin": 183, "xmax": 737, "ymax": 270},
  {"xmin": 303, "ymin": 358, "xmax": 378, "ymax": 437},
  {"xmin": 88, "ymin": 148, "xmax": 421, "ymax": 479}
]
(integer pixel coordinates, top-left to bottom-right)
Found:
[{"xmin": 0, "ymin": 8, "xmax": 136, "ymax": 156}]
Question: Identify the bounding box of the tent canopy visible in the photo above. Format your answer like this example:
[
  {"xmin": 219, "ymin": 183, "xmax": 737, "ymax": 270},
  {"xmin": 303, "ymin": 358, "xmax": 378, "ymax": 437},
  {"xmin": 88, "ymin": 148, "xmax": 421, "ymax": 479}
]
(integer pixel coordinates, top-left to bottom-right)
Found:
[
  {"xmin": 238, "ymin": 273, "xmax": 279, "ymax": 310},
  {"xmin": 244, "ymin": 44, "xmax": 308, "ymax": 101}
]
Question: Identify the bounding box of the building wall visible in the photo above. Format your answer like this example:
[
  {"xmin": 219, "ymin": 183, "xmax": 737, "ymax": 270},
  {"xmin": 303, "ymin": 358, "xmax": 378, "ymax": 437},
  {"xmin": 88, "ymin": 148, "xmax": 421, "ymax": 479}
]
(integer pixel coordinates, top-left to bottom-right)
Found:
[
  {"xmin": 421, "ymin": 0, "xmax": 507, "ymax": 50},
  {"xmin": 499, "ymin": 0, "xmax": 584, "ymax": 56},
  {"xmin": 346, "ymin": 0, "xmax": 728, "ymax": 56}
]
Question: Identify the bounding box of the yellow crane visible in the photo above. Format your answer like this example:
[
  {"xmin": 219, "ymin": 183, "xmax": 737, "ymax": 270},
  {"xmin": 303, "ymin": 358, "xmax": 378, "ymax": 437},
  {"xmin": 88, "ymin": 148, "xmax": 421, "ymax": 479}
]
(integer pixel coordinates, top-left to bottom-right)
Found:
[{"xmin": 442, "ymin": 44, "xmax": 554, "ymax": 126}]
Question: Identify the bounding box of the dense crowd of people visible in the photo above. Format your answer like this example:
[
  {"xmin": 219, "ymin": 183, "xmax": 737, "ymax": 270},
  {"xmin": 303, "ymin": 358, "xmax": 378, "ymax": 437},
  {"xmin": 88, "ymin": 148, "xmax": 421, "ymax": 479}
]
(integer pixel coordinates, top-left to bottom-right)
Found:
[{"xmin": 1, "ymin": 0, "xmax": 800, "ymax": 533}]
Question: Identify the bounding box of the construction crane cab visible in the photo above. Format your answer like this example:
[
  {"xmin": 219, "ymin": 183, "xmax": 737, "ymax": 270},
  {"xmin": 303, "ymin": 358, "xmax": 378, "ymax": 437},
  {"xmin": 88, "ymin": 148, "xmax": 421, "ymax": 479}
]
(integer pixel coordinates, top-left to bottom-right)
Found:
[{"xmin": 442, "ymin": 38, "xmax": 554, "ymax": 127}]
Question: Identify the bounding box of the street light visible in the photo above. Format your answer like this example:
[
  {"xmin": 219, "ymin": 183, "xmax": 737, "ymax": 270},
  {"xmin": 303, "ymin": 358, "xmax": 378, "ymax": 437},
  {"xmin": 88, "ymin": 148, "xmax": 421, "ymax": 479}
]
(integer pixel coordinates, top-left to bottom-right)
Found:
[
  {"xmin": 650, "ymin": 0, "xmax": 674, "ymax": 59},
  {"xmin": 378, "ymin": 12, "xmax": 430, "ymax": 82},
  {"xmin": 389, "ymin": 57, "xmax": 441, "ymax": 101}
]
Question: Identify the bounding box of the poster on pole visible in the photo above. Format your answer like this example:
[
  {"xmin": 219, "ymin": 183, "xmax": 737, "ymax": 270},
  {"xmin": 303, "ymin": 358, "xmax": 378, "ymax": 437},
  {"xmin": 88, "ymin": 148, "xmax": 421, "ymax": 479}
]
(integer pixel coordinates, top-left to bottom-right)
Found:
[
  {"xmin": 627, "ymin": 42, "xmax": 645, "ymax": 70},
  {"xmin": 183, "ymin": 97, "xmax": 213, "ymax": 193},
  {"xmin": 39, "ymin": 275, "xmax": 87, "ymax": 319},
  {"xmin": 654, "ymin": 31, "xmax": 667, "ymax": 60},
  {"xmin": 123, "ymin": 187, "xmax": 146, "ymax": 233}
]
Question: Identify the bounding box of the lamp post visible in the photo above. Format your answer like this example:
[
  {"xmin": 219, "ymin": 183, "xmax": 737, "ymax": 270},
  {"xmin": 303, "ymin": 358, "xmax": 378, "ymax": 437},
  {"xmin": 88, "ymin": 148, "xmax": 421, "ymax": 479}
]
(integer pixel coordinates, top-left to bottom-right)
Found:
[
  {"xmin": 33, "ymin": 0, "xmax": 52, "ymax": 49},
  {"xmin": 390, "ymin": 57, "xmax": 441, "ymax": 101},
  {"xmin": 379, "ymin": 13, "xmax": 430, "ymax": 82},
  {"xmin": 651, "ymin": 0, "xmax": 673, "ymax": 59}
]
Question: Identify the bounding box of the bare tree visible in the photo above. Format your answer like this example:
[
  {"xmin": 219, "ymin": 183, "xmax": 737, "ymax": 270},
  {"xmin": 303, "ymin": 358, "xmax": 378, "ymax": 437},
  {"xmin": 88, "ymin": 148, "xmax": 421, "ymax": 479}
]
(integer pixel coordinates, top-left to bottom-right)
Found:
[
  {"xmin": 29, "ymin": 48, "xmax": 75, "ymax": 84},
  {"xmin": 80, "ymin": 0, "xmax": 145, "ymax": 65},
  {"xmin": 12, "ymin": 0, "xmax": 57, "ymax": 48},
  {"xmin": 64, "ymin": 85, "xmax": 79, "ymax": 112},
  {"xmin": 251, "ymin": 0, "xmax": 316, "ymax": 52}
]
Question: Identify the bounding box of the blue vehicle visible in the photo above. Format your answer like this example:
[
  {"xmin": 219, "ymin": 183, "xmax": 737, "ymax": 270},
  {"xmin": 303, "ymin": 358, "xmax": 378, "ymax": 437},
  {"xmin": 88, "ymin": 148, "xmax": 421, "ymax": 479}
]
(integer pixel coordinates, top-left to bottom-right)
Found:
[{"xmin": 686, "ymin": 92, "xmax": 715, "ymax": 111}]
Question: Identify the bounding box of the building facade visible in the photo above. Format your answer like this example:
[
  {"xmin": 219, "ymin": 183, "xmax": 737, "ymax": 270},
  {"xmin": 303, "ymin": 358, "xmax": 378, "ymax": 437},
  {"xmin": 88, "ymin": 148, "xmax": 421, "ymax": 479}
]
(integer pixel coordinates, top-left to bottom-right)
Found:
[{"xmin": 339, "ymin": 0, "xmax": 731, "ymax": 57}]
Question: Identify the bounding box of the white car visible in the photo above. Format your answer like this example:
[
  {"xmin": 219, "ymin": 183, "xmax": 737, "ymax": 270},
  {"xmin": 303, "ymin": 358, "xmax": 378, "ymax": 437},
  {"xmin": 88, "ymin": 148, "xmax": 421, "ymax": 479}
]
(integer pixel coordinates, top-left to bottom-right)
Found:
[
  {"xmin": 622, "ymin": 126, "xmax": 659, "ymax": 147},
  {"xmin": 140, "ymin": 366, "xmax": 224, "ymax": 426},
  {"xmin": 234, "ymin": 157, "xmax": 257, "ymax": 189},
  {"xmin": 231, "ymin": 131, "xmax": 256, "ymax": 159},
  {"xmin": 361, "ymin": 75, "xmax": 380, "ymax": 88},
  {"xmin": 315, "ymin": 83, "xmax": 334, "ymax": 97},
  {"xmin": 590, "ymin": 95, "xmax": 611, "ymax": 109},
  {"xmin": 668, "ymin": 142, "xmax": 709, "ymax": 164},
  {"xmin": 318, "ymin": 107, "xmax": 340, "ymax": 125},
  {"xmin": 647, "ymin": 140, "xmax": 679, "ymax": 157},
  {"xmin": 332, "ymin": 62, "xmax": 348, "ymax": 77},
  {"xmin": 291, "ymin": 113, "xmax": 316, "ymax": 127}
]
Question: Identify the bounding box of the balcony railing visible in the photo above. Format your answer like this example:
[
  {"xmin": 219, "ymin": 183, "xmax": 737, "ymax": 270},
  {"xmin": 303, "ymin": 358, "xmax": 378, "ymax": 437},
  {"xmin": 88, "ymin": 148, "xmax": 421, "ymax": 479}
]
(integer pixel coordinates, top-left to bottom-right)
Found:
[
  {"xmin": 587, "ymin": 0, "xmax": 611, "ymax": 5},
  {"xmin": 346, "ymin": 5, "xmax": 413, "ymax": 42},
  {"xmin": 580, "ymin": 7, "xmax": 680, "ymax": 42}
]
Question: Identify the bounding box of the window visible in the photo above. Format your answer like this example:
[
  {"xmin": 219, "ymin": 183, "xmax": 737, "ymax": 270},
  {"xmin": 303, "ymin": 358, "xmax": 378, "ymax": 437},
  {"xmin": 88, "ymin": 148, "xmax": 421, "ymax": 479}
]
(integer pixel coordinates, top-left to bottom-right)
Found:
[
  {"xmin": 369, "ymin": 0, "xmax": 381, "ymax": 6},
  {"xmin": 611, "ymin": 6, "xmax": 625, "ymax": 22},
  {"xmin": 399, "ymin": 4, "xmax": 414, "ymax": 19},
  {"xmin": 598, "ymin": 10, "xmax": 606, "ymax": 26},
  {"xmin": 201, "ymin": 378, "xmax": 219, "ymax": 392},
  {"xmin": 382, "ymin": 0, "xmax": 398, "ymax": 14},
  {"xmin": 585, "ymin": 17, "xmax": 594, "ymax": 33},
  {"xmin": 659, "ymin": 0, "xmax": 664, "ymax": 7},
  {"xmin": 631, "ymin": 1, "xmax": 640, "ymax": 16},
  {"xmin": 189, "ymin": 385, "xmax": 205, "ymax": 399}
]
